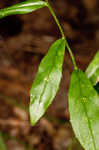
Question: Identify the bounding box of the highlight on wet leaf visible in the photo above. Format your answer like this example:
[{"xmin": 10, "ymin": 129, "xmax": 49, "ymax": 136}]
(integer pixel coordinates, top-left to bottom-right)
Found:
[
  {"xmin": 68, "ymin": 69, "xmax": 99, "ymax": 150},
  {"xmin": 29, "ymin": 38, "xmax": 66, "ymax": 126},
  {"xmin": 86, "ymin": 51, "xmax": 99, "ymax": 85},
  {"xmin": 0, "ymin": 0, "xmax": 47, "ymax": 19}
]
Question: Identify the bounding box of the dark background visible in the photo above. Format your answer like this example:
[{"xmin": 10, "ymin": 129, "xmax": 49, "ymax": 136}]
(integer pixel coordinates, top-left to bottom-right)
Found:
[{"xmin": 0, "ymin": 0, "xmax": 99, "ymax": 149}]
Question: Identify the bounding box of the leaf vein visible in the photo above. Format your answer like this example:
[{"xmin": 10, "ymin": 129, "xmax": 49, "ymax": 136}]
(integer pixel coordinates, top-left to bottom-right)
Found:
[{"xmin": 78, "ymin": 73, "xmax": 97, "ymax": 150}]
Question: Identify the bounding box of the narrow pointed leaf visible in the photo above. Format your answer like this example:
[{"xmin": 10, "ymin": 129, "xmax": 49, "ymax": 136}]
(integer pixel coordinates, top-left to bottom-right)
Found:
[
  {"xmin": 86, "ymin": 51, "xmax": 99, "ymax": 85},
  {"xmin": 0, "ymin": 1, "xmax": 46, "ymax": 19},
  {"xmin": 68, "ymin": 69, "xmax": 99, "ymax": 150},
  {"xmin": 29, "ymin": 38, "xmax": 66, "ymax": 125}
]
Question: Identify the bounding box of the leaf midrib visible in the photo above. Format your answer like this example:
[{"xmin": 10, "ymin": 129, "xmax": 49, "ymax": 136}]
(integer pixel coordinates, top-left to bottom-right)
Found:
[
  {"xmin": 39, "ymin": 41, "xmax": 64, "ymax": 104},
  {"xmin": 78, "ymin": 73, "xmax": 96, "ymax": 150}
]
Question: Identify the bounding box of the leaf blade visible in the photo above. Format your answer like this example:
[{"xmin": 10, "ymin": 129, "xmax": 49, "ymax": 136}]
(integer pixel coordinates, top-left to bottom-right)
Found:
[
  {"xmin": 29, "ymin": 38, "xmax": 66, "ymax": 125},
  {"xmin": 68, "ymin": 69, "xmax": 99, "ymax": 150},
  {"xmin": 0, "ymin": 1, "xmax": 46, "ymax": 19},
  {"xmin": 86, "ymin": 51, "xmax": 99, "ymax": 85}
]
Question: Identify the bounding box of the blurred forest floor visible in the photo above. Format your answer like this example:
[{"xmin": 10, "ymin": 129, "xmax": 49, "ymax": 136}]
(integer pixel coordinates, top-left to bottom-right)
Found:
[{"xmin": 0, "ymin": 0, "xmax": 99, "ymax": 149}]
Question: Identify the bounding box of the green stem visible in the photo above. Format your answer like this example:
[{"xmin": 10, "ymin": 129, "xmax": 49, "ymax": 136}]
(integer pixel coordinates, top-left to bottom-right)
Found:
[
  {"xmin": 46, "ymin": 0, "xmax": 65, "ymax": 38},
  {"xmin": 77, "ymin": 142, "xmax": 81, "ymax": 150},
  {"xmin": 65, "ymin": 40, "xmax": 77, "ymax": 70},
  {"xmin": 46, "ymin": 0, "xmax": 77, "ymax": 70},
  {"xmin": 68, "ymin": 137, "xmax": 75, "ymax": 150},
  {"xmin": 0, "ymin": 132, "xmax": 7, "ymax": 150}
]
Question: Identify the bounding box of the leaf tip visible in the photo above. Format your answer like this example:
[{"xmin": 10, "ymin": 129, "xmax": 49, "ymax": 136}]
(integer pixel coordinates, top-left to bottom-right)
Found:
[{"xmin": 30, "ymin": 118, "xmax": 36, "ymax": 126}]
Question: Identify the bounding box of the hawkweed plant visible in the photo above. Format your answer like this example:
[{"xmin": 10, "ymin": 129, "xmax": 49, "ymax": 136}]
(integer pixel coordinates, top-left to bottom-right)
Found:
[{"xmin": 0, "ymin": 0, "xmax": 99, "ymax": 150}]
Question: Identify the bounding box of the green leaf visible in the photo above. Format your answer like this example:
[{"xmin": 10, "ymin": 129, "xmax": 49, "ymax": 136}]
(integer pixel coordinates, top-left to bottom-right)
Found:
[
  {"xmin": 0, "ymin": 0, "xmax": 46, "ymax": 19},
  {"xmin": 29, "ymin": 38, "xmax": 66, "ymax": 125},
  {"xmin": 0, "ymin": 132, "xmax": 7, "ymax": 150},
  {"xmin": 68, "ymin": 69, "xmax": 99, "ymax": 150},
  {"xmin": 86, "ymin": 51, "xmax": 99, "ymax": 85}
]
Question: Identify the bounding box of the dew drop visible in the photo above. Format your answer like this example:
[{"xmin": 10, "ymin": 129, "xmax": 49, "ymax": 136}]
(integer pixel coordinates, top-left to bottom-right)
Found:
[
  {"xmin": 82, "ymin": 97, "xmax": 87, "ymax": 103},
  {"xmin": 44, "ymin": 77, "xmax": 49, "ymax": 82}
]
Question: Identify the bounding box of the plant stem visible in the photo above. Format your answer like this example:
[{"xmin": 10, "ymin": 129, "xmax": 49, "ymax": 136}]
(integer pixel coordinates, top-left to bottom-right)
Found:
[
  {"xmin": 65, "ymin": 40, "xmax": 77, "ymax": 70},
  {"xmin": 77, "ymin": 142, "xmax": 81, "ymax": 150},
  {"xmin": 46, "ymin": 0, "xmax": 65, "ymax": 38},
  {"xmin": 68, "ymin": 137, "xmax": 75, "ymax": 150},
  {"xmin": 0, "ymin": 132, "xmax": 7, "ymax": 150},
  {"xmin": 46, "ymin": 0, "xmax": 77, "ymax": 70}
]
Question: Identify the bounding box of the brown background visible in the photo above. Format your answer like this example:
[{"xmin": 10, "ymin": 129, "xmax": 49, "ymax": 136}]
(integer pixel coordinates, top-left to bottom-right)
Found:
[{"xmin": 0, "ymin": 0, "xmax": 99, "ymax": 149}]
